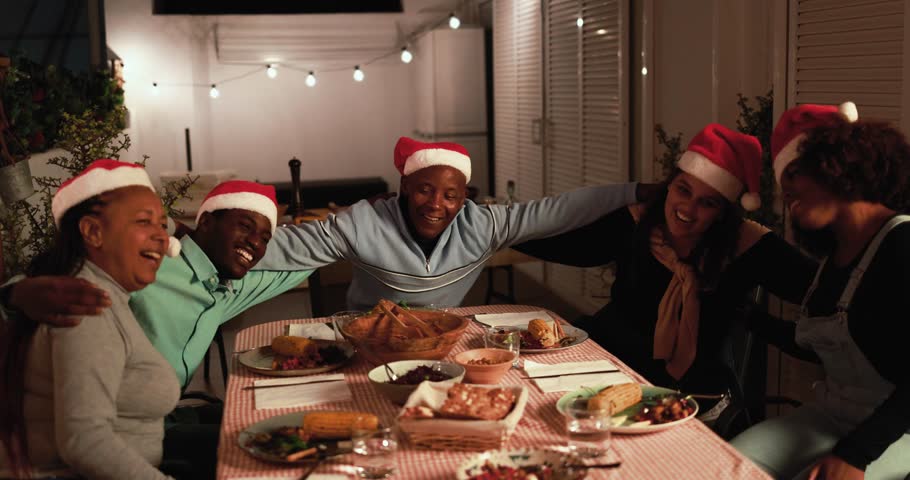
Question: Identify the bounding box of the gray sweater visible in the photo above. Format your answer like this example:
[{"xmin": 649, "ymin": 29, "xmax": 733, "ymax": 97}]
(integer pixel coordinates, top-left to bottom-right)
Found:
[
  {"xmin": 10, "ymin": 261, "xmax": 180, "ymax": 479},
  {"xmin": 256, "ymin": 183, "xmax": 637, "ymax": 310}
]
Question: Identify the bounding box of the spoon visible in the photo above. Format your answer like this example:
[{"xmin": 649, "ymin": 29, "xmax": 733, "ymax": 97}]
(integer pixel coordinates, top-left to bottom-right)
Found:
[{"xmin": 383, "ymin": 363, "xmax": 398, "ymax": 381}]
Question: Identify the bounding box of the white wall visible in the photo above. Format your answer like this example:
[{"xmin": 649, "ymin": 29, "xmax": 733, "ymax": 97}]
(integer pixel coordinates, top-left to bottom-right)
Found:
[
  {"xmin": 642, "ymin": 0, "xmax": 775, "ymax": 172},
  {"xmin": 206, "ymin": 61, "xmax": 412, "ymax": 186},
  {"xmin": 104, "ymin": 2, "xmax": 418, "ymax": 192}
]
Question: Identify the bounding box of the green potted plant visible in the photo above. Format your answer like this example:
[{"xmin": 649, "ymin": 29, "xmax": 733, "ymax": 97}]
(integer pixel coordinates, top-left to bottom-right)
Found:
[{"xmin": 0, "ymin": 55, "xmax": 35, "ymax": 204}]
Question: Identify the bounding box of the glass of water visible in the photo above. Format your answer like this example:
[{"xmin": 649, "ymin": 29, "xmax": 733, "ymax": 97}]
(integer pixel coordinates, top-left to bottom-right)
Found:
[
  {"xmin": 330, "ymin": 310, "xmax": 364, "ymax": 343},
  {"xmin": 483, "ymin": 325, "xmax": 521, "ymax": 368},
  {"xmin": 351, "ymin": 425, "xmax": 398, "ymax": 479},
  {"xmin": 564, "ymin": 397, "xmax": 611, "ymax": 459}
]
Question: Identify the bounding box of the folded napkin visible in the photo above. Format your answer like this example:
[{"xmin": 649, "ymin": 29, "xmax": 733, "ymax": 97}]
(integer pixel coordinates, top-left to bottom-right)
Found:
[
  {"xmin": 523, "ymin": 360, "xmax": 634, "ymax": 393},
  {"xmin": 286, "ymin": 322, "xmax": 336, "ymax": 340},
  {"xmin": 231, "ymin": 476, "xmax": 347, "ymax": 480},
  {"xmin": 473, "ymin": 311, "xmax": 555, "ymax": 328},
  {"xmin": 253, "ymin": 374, "xmax": 351, "ymax": 410}
]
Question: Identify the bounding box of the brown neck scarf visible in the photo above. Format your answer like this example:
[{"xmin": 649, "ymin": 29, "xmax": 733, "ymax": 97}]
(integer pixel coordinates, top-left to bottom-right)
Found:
[{"xmin": 650, "ymin": 227, "xmax": 700, "ymax": 380}]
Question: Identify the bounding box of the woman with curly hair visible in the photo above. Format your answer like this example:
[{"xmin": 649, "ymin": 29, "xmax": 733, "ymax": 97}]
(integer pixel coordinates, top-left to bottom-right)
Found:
[
  {"xmin": 731, "ymin": 103, "xmax": 910, "ymax": 480},
  {"xmin": 513, "ymin": 124, "xmax": 817, "ymax": 411}
]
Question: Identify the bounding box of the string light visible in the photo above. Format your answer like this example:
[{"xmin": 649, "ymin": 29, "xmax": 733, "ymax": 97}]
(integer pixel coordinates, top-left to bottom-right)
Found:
[
  {"xmin": 400, "ymin": 46, "xmax": 413, "ymax": 64},
  {"xmin": 576, "ymin": 17, "xmax": 584, "ymax": 28},
  {"xmin": 146, "ymin": 10, "xmax": 462, "ymax": 95},
  {"xmin": 448, "ymin": 13, "xmax": 461, "ymax": 29}
]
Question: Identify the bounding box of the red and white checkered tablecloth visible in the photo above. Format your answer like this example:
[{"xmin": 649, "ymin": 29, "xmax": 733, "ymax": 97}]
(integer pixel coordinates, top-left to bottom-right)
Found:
[{"xmin": 217, "ymin": 305, "xmax": 771, "ymax": 480}]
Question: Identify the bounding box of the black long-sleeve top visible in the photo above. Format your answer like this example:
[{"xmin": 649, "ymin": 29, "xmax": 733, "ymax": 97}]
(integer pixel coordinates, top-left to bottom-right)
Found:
[
  {"xmin": 512, "ymin": 206, "xmax": 816, "ymax": 393},
  {"xmin": 749, "ymin": 221, "xmax": 910, "ymax": 470}
]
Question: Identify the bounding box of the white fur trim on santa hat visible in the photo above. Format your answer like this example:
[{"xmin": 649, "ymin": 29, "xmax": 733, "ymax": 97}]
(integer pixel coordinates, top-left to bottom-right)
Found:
[
  {"xmin": 167, "ymin": 236, "xmax": 182, "ymax": 257},
  {"xmin": 52, "ymin": 166, "xmax": 155, "ymax": 227},
  {"xmin": 403, "ymin": 148, "xmax": 472, "ymax": 182},
  {"xmin": 195, "ymin": 191, "xmax": 278, "ymax": 233},
  {"xmin": 678, "ymin": 150, "xmax": 744, "ymax": 202},
  {"xmin": 773, "ymin": 133, "xmax": 806, "ymax": 184}
]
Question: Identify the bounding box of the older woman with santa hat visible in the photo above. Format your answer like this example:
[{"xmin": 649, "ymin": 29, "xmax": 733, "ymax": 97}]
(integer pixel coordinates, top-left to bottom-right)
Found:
[
  {"xmin": 513, "ymin": 123, "xmax": 818, "ymax": 421},
  {"xmin": 731, "ymin": 103, "xmax": 910, "ymax": 480},
  {"xmin": 0, "ymin": 159, "xmax": 181, "ymax": 479}
]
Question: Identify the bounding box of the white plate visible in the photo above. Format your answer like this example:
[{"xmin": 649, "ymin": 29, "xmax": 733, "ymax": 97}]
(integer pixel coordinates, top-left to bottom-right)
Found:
[
  {"xmin": 456, "ymin": 448, "xmax": 566, "ymax": 480},
  {"xmin": 237, "ymin": 340, "xmax": 355, "ymax": 377},
  {"xmin": 556, "ymin": 384, "xmax": 699, "ymax": 434},
  {"xmin": 520, "ymin": 325, "xmax": 589, "ymax": 353},
  {"xmin": 237, "ymin": 411, "xmax": 353, "ymax": 465}
]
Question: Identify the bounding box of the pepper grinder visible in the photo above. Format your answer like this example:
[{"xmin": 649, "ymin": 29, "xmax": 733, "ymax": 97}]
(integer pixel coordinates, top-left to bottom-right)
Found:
[{"xmin": 287, "ymin": 157, "xmax": 303, "ymax": 219}]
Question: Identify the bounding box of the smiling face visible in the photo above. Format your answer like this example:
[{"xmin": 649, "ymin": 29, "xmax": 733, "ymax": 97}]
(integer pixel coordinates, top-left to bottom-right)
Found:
[
  {"xmin": 780, "ymin": 172, "xmax": 842, "ymax": 231},
  {"xmin": 663, "ymin": 172, "xmax": 728, "ymax": 243},
  {"xmin": 81, "ymin": 186, "xmax": 168, "ymax": 292},
  {"xmin": 400, "ymin": 165, "xmax": 468, "ymax": 241},
  {"xmin": 195, "ymin": 208, "xmax": 272, "ymax": 279}
]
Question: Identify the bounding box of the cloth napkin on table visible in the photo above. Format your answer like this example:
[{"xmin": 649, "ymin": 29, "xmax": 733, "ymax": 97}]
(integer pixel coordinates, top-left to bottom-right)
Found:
[
  {"xmin": 253, "ymin": 374, "xmax": 351, "ymax": 410},
  {"xmin": 473, "ymin": 311, "xmax": 555, "ymax": 328},
  {"xmin": 231, "ymin": 475, "xmax": 348, "ymax": 480},
  {"xmin": 286, "ymin": 322, "xmax": 336, "ymax": 340},
  {"xmin": 524, "ymin": 359, "xmax": 635, "ymax": 393}
]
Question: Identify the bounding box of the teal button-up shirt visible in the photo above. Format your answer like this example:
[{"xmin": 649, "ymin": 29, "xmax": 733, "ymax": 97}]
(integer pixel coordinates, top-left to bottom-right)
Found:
[{"xmin": 130, "ymin": 236, "xmax": 311, "ymax": 388}]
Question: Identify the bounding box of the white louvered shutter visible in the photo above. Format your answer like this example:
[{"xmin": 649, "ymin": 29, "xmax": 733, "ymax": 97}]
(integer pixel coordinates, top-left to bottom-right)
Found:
[
  {"xmin": 789, "ymin": 0, "xmax": 905, "ymax": 123},
  {"xmin": 544, "ymin": 0, "xmax": 628, "ymax": 312},
  {"xmin": 494, "ymin": 0, "xmax": 544, "ymax": 203}
]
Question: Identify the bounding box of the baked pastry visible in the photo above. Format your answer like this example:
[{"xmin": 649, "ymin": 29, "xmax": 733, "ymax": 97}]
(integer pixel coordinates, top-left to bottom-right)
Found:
[
  {"xmin": 438, "ymin": 383, "xmax": 516, "ymax": 421},
  {"xmin": 527, "ymin": 318, "xmax": 557, "ymax": 347},
  {"xmin": 588, "ymin": 383, "xmax": 642, "ymax": 413},
  {"xmin": 271, "ymin": 335, "xmax": 318, "ymax": 358}
]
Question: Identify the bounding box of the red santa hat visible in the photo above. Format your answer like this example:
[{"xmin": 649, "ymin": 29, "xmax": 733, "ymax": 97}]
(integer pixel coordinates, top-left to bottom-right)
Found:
[
  {"xmin": 677, "ymin": 123, "xmax": 764, "ymax": 211},
  {"xmin": 52, "ymin": 159, "xmax": 181, "ymax": 257},
  {"xmin": 771, "ymin": 101, "xmax": 858, "ymax": 183},
  {"xmin": 195, "ymin": 180, "xmax": 278, "ymax": 233},
  {"xmin": 394, "ymin": 136, "xmax": 471, "ymax": 182}
]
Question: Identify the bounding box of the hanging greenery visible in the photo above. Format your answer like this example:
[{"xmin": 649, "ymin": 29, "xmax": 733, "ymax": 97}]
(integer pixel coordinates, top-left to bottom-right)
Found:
[{"xmin": 653, "ymin": 90, "xmax": 780, "ymax": 230}]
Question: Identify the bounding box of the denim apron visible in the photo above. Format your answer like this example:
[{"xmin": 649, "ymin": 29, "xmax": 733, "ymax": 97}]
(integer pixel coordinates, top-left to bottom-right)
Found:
[{"xmin": 795, "ymin": 215, "xmax": 910, "ymax": 429}]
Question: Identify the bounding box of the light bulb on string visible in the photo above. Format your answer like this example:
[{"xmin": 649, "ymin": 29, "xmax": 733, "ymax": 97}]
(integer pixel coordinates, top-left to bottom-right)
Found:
[
  {"xmin": 209, "ymin": 84, "xmax": 220, "ymax": 99},
  {"xmin": 353, "ymin": 66, "xmax": 365, "ymax": 82},
  {"xmin": 266, "ymin": 64, "xmax": 278, "ymax": 79},
  {"xmin": 400, "ymin": 47, "xmax": 413, "ymax": 64},
  {"xmin": 576, "ymin": 17, "xmax": 584, "ymax": 28},
  {"xmin": 151, "ymin": 82, "xmax": 159, "ymax": 96},
  {"xmin": 448, "ymin": 13, "xmax": 461, "ymax": 29},
  {"xmin": 305, "ymin": 71, "xmax": 317, "ymax": 87}
]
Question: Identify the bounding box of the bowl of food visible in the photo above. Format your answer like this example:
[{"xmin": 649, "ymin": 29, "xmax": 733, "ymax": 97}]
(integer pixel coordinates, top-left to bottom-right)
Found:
[
  {"xmin": 453, "ymin": 348, "xmax": 517, "ymax": 384},
  {"xmin": 337, "ymin": 299, "xmax": 470, "ymax": 365},
  {"xmin": 367, "ymin": 360, "xmax": 465, "ymax": 405}
]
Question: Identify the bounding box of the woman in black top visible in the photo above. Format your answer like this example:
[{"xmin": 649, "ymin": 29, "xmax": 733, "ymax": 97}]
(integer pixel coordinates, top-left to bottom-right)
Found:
[
  {"xmin": 514, "ymin": 124, "xmax": 817, "ymax": 399},
  {"xmin": 731, "ymin": 104, "xmax": 910, "ymax": 480}
]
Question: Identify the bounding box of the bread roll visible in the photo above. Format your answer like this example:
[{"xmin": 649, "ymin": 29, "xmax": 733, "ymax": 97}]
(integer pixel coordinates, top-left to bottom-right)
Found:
[
  {"xmin": 271, "ymin": 335, "xmax": 318, "ymax": 358},
  {"xmin": 588, "ymin": 383, "xmax": 642, "ymax": 413},
  {"xmin": 527, "ymin": 318, "xmax": 557, "ymax": 347}
]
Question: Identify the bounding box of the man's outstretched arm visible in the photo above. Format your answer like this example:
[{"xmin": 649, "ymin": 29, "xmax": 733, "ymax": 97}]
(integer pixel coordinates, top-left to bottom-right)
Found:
[{"xmin": 1, "ymin": 276, "xmax": 110, "ymax": 326}]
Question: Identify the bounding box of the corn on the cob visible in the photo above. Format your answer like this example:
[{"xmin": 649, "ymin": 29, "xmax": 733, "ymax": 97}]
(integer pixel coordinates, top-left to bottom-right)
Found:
[
  {"xmin": 588, "ymin": 383, "xmax": 642, "ymax": 413},
  {"xmin": 302, "ymin": 412, "xmax": 379, "ymax": 439}
]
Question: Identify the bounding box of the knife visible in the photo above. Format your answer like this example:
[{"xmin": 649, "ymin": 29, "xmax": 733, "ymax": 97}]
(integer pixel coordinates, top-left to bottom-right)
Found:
[
  {"xmin": 521, "ymin": 369, "xmax": 620, "ymax": 379},
  {"xmin": 242, "ymin": 378, "xmax": 345, "ymax": 390}
]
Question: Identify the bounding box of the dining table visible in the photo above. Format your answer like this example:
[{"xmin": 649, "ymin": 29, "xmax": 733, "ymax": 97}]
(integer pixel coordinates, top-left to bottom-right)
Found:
[{"xmin": 216, "ymin": 304, "xmax": 772, "ymax": 480}]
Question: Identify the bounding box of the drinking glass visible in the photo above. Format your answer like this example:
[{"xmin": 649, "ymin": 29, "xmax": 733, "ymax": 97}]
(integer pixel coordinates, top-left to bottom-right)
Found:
[
  {"xmin": 351, "ymin": 425, "xmax": 398, "ymax": 479},
  {"xmin": 483, "ymin": 325, "xmax": 521, "ymax": 368},
  {"xmin": 564, "ymin": 397, "xmax": 611, "ymax": 459},
  {"xmin": 330, "ymin": 310, "xmax": 365, "ymax": 343}
]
